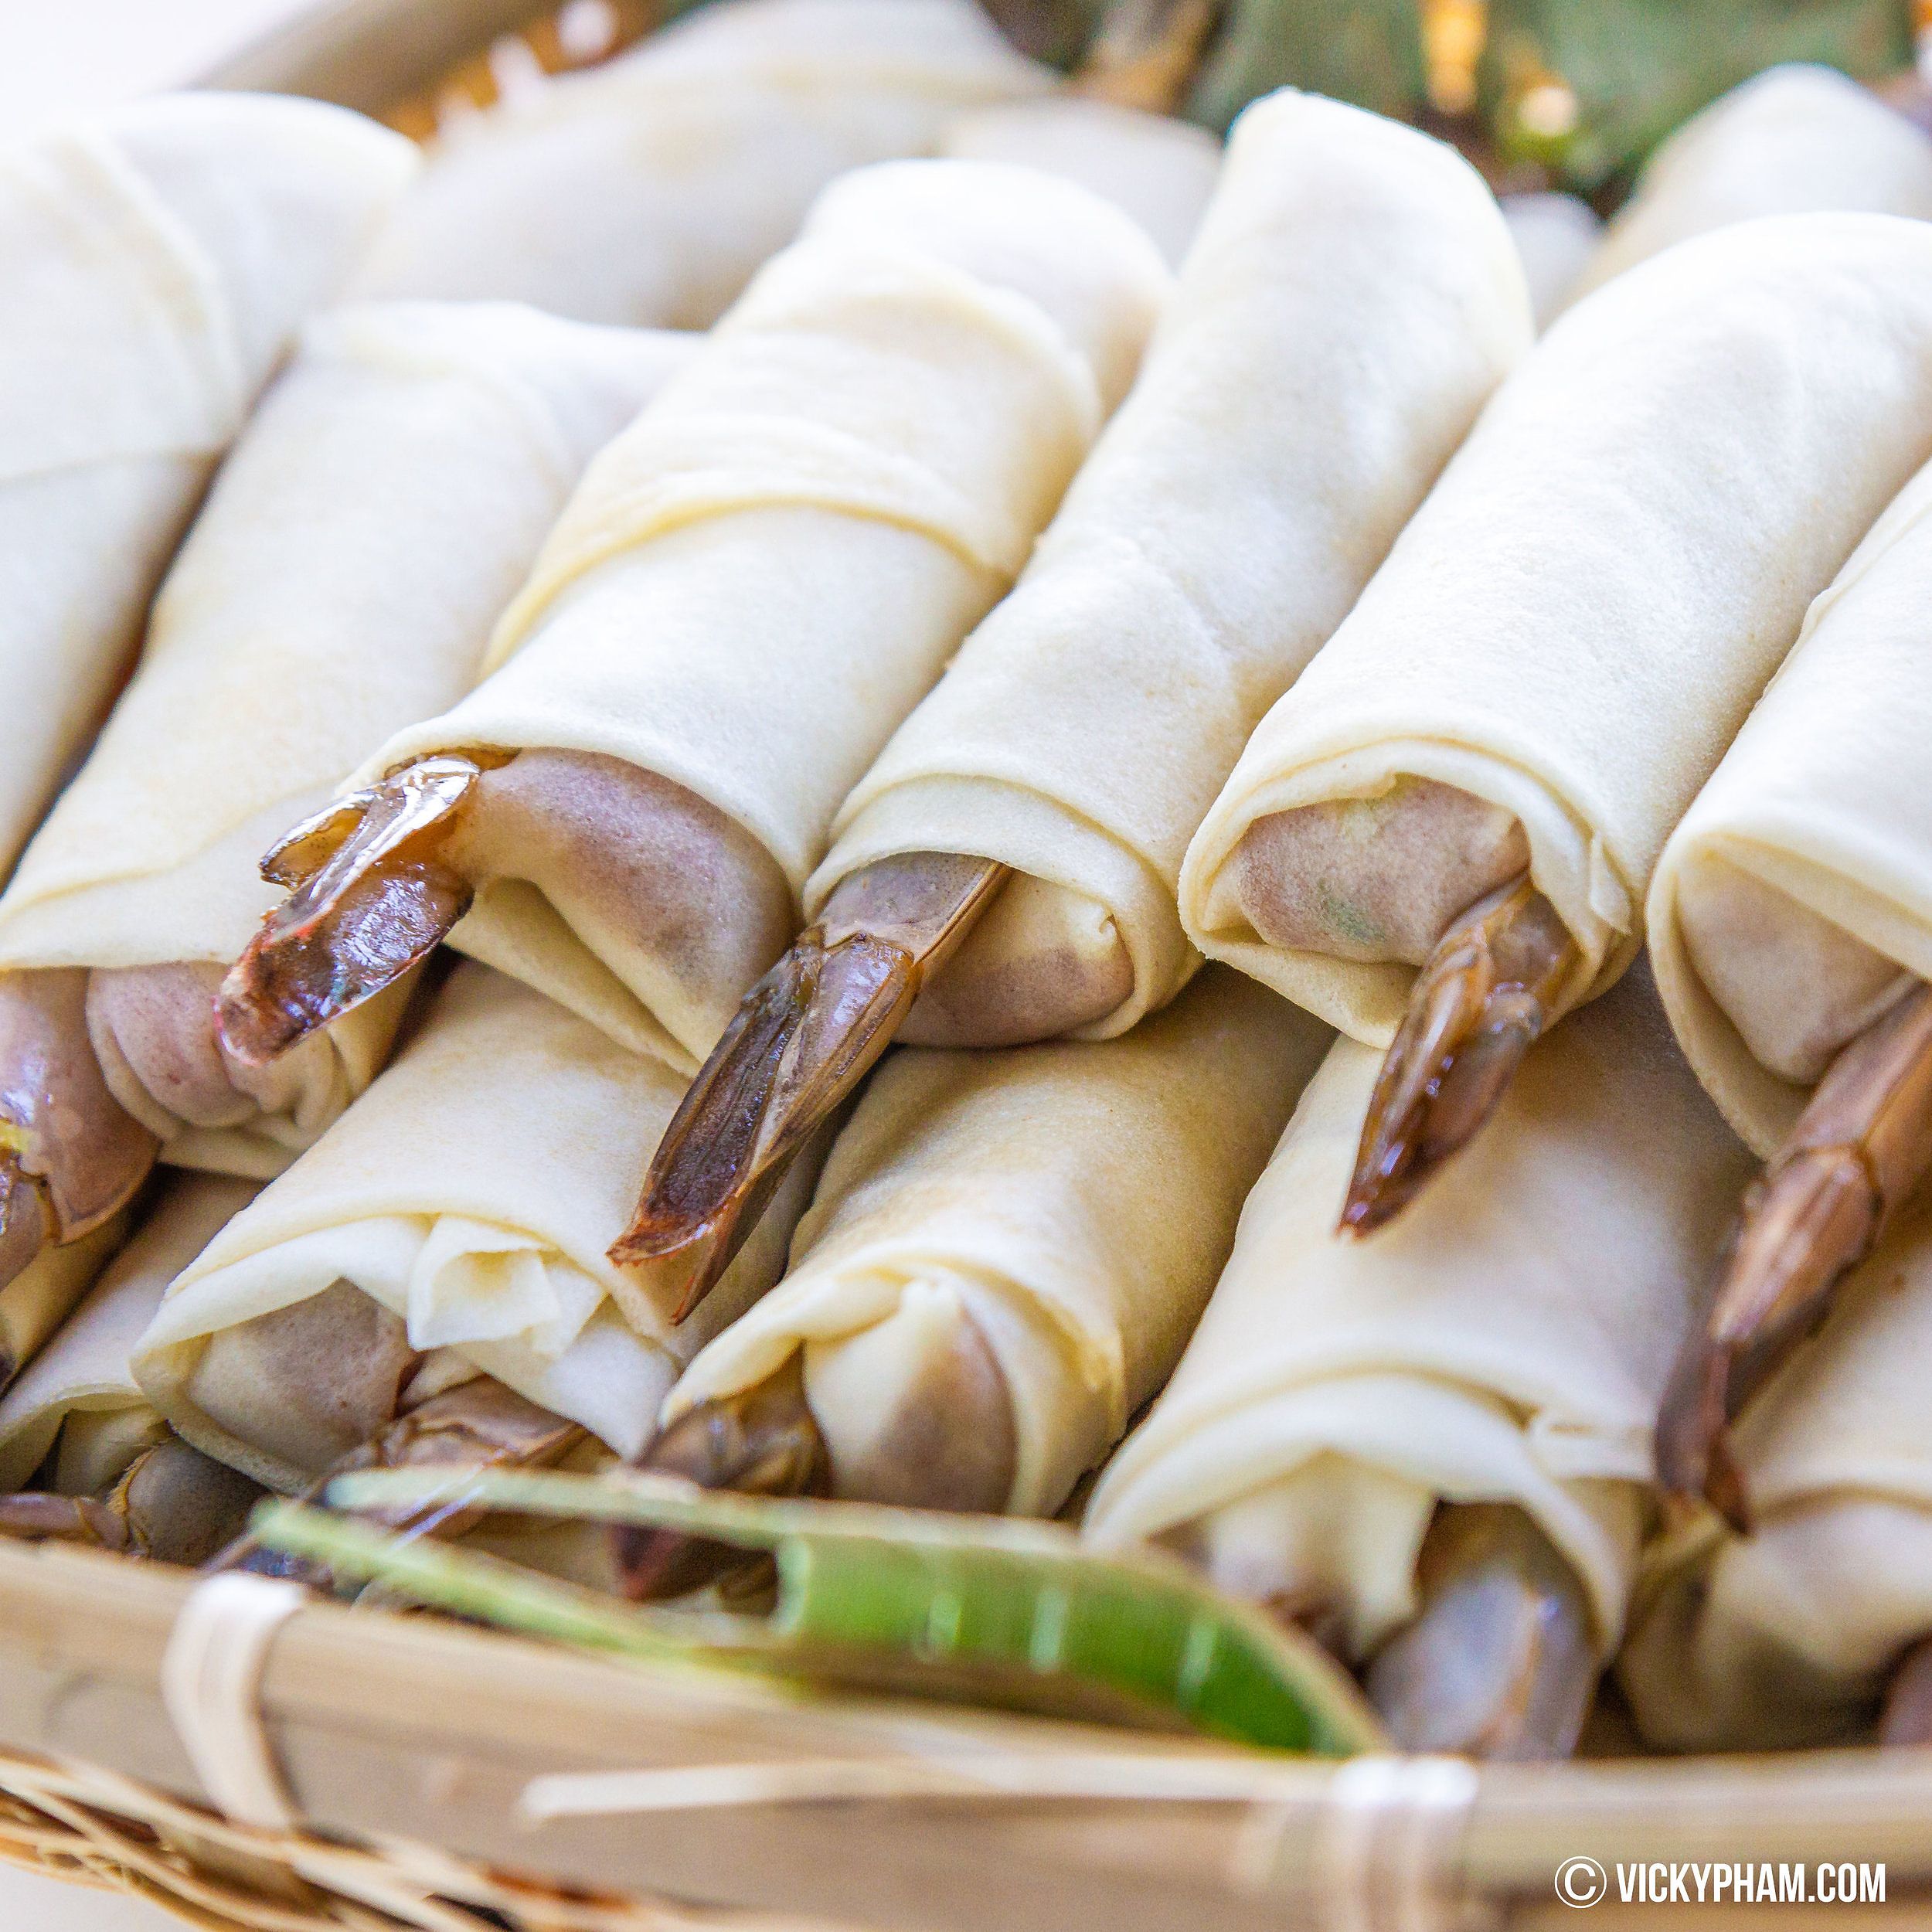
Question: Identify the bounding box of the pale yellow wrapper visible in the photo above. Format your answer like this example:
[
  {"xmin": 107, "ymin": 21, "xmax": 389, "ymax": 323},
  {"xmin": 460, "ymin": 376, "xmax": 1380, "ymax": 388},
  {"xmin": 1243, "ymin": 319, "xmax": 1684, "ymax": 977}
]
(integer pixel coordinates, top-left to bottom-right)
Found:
[
  {"xmin": 352, "ymin": 0, "xmax": 1049, "ymax": 325},
  {"xmin": 1649, "ymin": 451, "xmax": 1932, "ymax": 1152},
  {"xmin": 668, "ymin": 969, "xmax": 1330, "ymax": 1517},
  {"xmin": 363, "ymin": 158, "xmax": 1169, "ymax": 1069},
  {"xmin": 133, "ymin": 966, "xmax": 811, "ymax": 1494},
  {"xmin": 1181, "ymin": 213, "xmax": 1932, "ymax": 1044},
  {"xmin": 812, "ymin": 93, "xmax": 1531, "ymax": 1042},
  {"xmin": 0, "ymin": 1173, "xmax": 257, "ymax": 1495},
  {"xmin": 939, "ymin": 97, "xmax": 1220, "ymax": 266},
  {"xmin": 1565, "ymin": 65, "xmax": 1932, "ymax": 309},
  {"xmin": 1084, "ymin": 971, "xmax": 1753, "ymax": 1662},
  {"xmin": 0, "ymin": 302, "xmax": 692, "ymax": 1177},
  {"xmin": 1621, "ymin": 1196, "xmax": 1932, "ymax": 1750},
  {"xmin": 0, "ymin": 92, "xmax": 416, "ymax": 883}
]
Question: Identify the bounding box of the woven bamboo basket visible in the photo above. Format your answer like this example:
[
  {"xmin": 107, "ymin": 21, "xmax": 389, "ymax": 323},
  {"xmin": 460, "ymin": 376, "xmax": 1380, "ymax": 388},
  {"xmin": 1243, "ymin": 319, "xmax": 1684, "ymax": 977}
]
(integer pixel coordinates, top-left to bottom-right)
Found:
[{"xmin": 5, "ymin": 5, "xmax": 1931, "ymax": 1927}]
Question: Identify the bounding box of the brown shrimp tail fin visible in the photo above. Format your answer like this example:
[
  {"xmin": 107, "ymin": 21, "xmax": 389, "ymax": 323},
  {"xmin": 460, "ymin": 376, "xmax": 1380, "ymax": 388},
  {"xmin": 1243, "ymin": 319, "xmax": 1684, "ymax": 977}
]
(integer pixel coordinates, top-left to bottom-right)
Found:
[
  {"xmin": 0, "ymin": 1489, "xmax": 129, "ymax": 1551},
  {"xmin": 216, "ymin": 756, "xmax": 488, "ymax": 1067},
  {"xmin": 211, "ymin": 1378, "xmax": 581, "ymax": 1588},
  {"xmin": 1342, "ymin": 872, "xmax": 1579, "ymax": 1236},
  {"xmin": 1657, "ymin": 980, "xmax": 1932, "ymax": 1526},
  {"xmin": 610, "ymin": 853, "xmax": 1007, "ymax": 1320},
  {"xmin": 613, "ymin": 1354, "xmax": 828, "ymax": 1602},
  {"xmin": 608, "ymin": 930, "xmax": 916, "ymax": 1315}
]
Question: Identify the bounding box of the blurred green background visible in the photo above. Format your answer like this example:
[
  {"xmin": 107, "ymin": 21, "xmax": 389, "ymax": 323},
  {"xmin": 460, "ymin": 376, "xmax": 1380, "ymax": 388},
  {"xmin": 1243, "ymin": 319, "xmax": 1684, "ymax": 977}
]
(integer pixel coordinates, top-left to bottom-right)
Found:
[{"xmin": 983, "ymin": 0, "xmax": 1920, "ymax": 193}]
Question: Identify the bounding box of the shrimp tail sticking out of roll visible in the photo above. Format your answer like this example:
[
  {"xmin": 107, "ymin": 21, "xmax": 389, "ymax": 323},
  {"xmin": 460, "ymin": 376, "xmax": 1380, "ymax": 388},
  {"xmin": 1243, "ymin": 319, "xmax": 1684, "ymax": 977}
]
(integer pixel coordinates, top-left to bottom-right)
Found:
[
  {"xmin": 1648, "ymin": 450, "xmax": 1932, "ymax": 1523},
  {"xmin": 0, "ymin": 1175, "xmax": 264, "ymax": 1565},
  {"xmin": 1620, "ymin": 1192, "xmax": 1932, "ymax": 1753},
  {"xmin": 0, "ymin": 304, "xmax": 692, "ymax": 1302},
  {"xmin": 1341, "ymin": 873, "xmax": 1577, "ymax": 1235},
  {"xmin": 134, "ymin": 965, "xmax": 825, "ymax": 1589},
  {"xmin": 1085, "ymin": 971, "xmax": 1755, "ymax": 1759},
  {"xmin": 607, "ymin": 852, "xmax": 1007, "ymax": 1310},
  {"xmin": 1656, "ymin": 984, "xmax": 1932, "ymax": 1526},
  {"xmin": 216, "ymin": 755, "xmax": 502, "ymax": 1070},
  {"xmin": 216, "ymin": 1376, "xmax": 586, "ymax": 1586},
  {"xmin": 0, "ymin": 1438, "xmax": 258, "ymax": 1566},
  {"xmin": 1182, "ymin": 213, "xmax": 1932, "ymax": 1239},
  {"xmin": 618, "ymin": 969, "xmax": 1330, "ymax": 1600},
  {"xmin": 623, "ymin": 90, "xmax": 1533, "ymax": 1302},
  {"xmin": 216, "ymin": 160, "xmax": 1169, "ymax": 1184},
  {"xmin": 611, "ymin": 1353, "xmax": 832, "ymax": 1600}
]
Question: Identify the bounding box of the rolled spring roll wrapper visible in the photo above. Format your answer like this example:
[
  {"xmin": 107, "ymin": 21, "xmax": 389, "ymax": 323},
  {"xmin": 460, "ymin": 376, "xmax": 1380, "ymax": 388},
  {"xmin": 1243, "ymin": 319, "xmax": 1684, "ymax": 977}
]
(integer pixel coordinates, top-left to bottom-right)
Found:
[
  {"xmin": 811, "ymin": 94, "xmax": 1532, "ymax": 1047},
  {"xmin": 1084, "ymin": 971, "xmax": 1755, "ymax": 1662},
  {"xmin": 0, "ymin": 1173, "xmax": 258, "ymax": 1495},
  {"xmin": 1621, "ymin": 1196, "xmax": 1932, "ymax": 1750},
  {"xmin": 1181, "ymin": 213, "xmax": 1932, "ymax": 1046},
  {"xmin": 0, "ymin": 303, "xmax": 692, "ymax": 1179},
  {"xmin": 132, "ymin": 966, "xmax": 813, "ymax": 1495},
  {"xmin": 667, "ymin": 969, "xmax": 1332, "ymax": 1517},
  {"xmin": 0, "ymin": 93, "xmax": 416, "ymax": 883},
  {"xmin": 362, "ymin": 159, "xmax": 1169, "ymax": 1069},
  {"xmin": 352, "ymin": 0, "xmax": 1050, "ymax": 325},
  {"xmin": 1565, "ymin": 66, "xmax": 1932, "ymax": 310},
  {"xmin": 938, "ymin": 97, "xmax": 1221, "ymax": 266},
  {"xmin": 1648, "ymin": 454, "xmax": 1932, "ymax": 1152},
  {"xmin": 1498, "ymin": 192, "xmax": 1600, "ymax": 328}
]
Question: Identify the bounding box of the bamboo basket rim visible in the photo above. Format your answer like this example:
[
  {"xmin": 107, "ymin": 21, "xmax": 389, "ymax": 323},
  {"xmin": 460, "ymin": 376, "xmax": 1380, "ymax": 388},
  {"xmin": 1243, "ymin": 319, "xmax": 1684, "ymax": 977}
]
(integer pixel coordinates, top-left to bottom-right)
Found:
[
  {"xmin": 9, "ymin": 0, "xmax": 1930, "ymax": 1923},
  {"xmin": 4, "ymin": 1538, "xmax": 1932, "ymax": 1930}
]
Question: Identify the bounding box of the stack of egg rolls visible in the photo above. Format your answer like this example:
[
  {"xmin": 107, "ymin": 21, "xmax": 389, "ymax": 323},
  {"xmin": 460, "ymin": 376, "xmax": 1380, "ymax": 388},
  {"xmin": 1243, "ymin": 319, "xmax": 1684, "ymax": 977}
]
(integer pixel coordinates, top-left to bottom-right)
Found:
[
  {"xmin": 352, "ymin": 0, "xmax": 1049, "ymax": 325},
  {"xmin": 239, "ymin": 158, "xmax": 1166, "ymax": 1077},
  {"xmin": 1650, "ymin": 451, "xmax": 1932, "ymax": 1152},
  {"xmin": 1621, "ymin": 1191, "xmax": 1932, "ymax": 1750},
  {"xmin": 134, "ymin": 965, "xmax": 815, "ymax": 1495},
  {"xmin": 804, "ymin": 90, "xmax": 1530, "ymax": 1052},
  {"xmin": 938, "ymin": 97, "xmax": 1222, "ymax": 266},
  {"xmin": 1644, "ymin": 450, "xmax": 1932, "ymax": 1515},
  {"xmin": 1086, "ymin": 972, "xmax": 1754, "ymax": 1753},
  {"xmin": 1564, "ymin": 64, "xmax": 1932, "ymax": 310},
  {"xmin": 0, "ymin": 91, "xmax": 414, "ymax": 883},
  {"xmin": 0, "ymin": 1175, "xmax": 260, "ymax": 1564},
  {"xmin": 0, "ymin": 302, "xmax": 689, "ymax": 1201},
  {"xmin": 661, "ymin": 970, "xmax": 1330, "ymax": 1519},
  {"xmin": 1181, "ymin": 213, "xmax": 1932, "ymax": 1052}
]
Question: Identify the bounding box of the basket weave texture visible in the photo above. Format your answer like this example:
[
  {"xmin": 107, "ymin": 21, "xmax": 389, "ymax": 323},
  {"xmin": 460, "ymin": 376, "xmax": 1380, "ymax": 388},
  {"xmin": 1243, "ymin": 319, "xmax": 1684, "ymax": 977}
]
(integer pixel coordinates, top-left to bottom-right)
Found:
[{"xmin": 0, "ymin": 1751, "xmax": 832, "ymax": 1932}]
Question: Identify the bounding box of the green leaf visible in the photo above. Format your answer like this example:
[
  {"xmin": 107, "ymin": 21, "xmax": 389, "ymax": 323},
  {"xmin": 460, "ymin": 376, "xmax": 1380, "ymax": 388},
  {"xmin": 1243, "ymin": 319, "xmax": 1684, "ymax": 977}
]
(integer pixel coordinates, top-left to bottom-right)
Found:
[
  {"xmin": 977, "ymin": 0, "xmax": 1110, "ymax": 67},
  {"xmin": 1480, "ymin": 0, "xmax": 1914, "ymax": 189},
  {"xmin": 297, "ymin": 1469, "xmax": 1383, "ymax": 1757},
  {"xmin": 1185, "ymin": 0, "xmax": 1427, "ymax": 131}
]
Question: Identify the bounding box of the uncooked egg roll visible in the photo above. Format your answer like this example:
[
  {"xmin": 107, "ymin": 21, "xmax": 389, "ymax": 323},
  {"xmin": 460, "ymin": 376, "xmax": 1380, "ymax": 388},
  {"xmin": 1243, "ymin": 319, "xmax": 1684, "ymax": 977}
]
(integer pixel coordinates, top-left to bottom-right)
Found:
[
  {"xmin": 662, "ymin": 969, "xmax": 1328, "ymax": 1519},
  {"xmin": 134, "ymin": 965, "xmax": 813, "ymax": 1494},
  {"xmin": 352, "ymin": 0, "xmax": 1049, "ymax": 325},
  {"xmin": 0, "ymin": 91, "xmax": 414, "ymax": 881}
]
